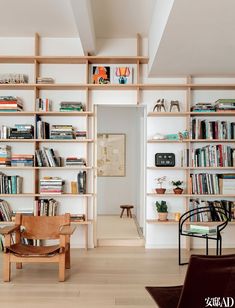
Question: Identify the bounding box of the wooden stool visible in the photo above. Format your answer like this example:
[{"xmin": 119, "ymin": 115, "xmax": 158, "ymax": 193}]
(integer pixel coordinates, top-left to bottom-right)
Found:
[{"xmin": 120, "ymin": 205, "xmax": 134, "ymax": 218}]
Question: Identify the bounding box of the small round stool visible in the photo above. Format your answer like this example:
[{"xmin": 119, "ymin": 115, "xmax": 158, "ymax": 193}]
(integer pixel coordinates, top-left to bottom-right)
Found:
[{"xmin": 120, "ymin": 205, "xmax": 134, "ymax": 218}]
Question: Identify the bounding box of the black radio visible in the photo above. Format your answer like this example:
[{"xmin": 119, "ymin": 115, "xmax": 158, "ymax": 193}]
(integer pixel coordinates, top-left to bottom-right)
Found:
[{"xmin": 155, "ymin": 153, "xmax": 175, "ymax": 167}]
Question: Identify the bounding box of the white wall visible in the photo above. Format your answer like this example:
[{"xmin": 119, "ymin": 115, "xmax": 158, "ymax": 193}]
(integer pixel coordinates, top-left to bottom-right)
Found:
[{"xmin": 97, "ymin": 106, "xmax": 143, "ymax": 220}]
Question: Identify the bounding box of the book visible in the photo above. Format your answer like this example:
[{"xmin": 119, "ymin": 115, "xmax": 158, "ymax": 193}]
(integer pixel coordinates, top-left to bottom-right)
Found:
[{"xmin": 189, "ymin": 224, "xmax": 217, "ymax": 234}]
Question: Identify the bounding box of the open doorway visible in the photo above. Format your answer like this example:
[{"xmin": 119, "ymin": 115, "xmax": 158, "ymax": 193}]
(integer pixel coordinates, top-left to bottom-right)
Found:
[{"xmin": 96, "ymin": 105, "xmax": 145, "ymax": 246}]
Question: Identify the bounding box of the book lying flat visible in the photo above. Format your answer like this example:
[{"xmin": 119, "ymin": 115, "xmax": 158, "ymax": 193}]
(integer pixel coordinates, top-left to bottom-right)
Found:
[{"xmin": 189, "ymin": 224, "xmax": 217, "ymax": 234}]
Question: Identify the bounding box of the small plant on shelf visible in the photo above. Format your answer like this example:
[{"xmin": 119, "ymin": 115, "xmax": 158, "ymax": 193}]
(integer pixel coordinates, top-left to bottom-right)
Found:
[
  {"xmin": 155, "ymin": 200, "xmax": 168, "ymax": 221},
  {"xmin": 172, "ymin": 180, "xmax": 183, "ymax": 194},
  {"xmin": 155, "ymin": 176, "xmax": 166, "ymax": 194}
]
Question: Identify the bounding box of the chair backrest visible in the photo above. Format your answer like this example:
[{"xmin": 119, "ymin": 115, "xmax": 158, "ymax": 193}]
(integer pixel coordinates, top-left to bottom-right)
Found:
[
  {"xmin": 15, "ymin": 213, "xmax": 70, "ymax": 240},
  {"xmin": 177, "ymin": 254, "xmax": 235, "ymax": 308}
]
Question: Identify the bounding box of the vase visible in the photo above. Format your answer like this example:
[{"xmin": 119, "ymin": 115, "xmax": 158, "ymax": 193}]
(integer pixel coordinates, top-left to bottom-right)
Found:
[
  {"xmin": 173, "ymin": 188, "xmax": 183, "ymax": 194},
  {"xmin": 158, "ymin": 212, "xmax": 168, "ymax": 221},
  {"xmin": 155, "ymin": 188, "xmax": 166, "ymax": 194}
]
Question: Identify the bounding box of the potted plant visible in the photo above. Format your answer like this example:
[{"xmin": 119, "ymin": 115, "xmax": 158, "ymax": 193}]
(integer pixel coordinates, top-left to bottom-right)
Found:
[
  {"xmin": 172, "ymin": 180, "xmax": 184, "ymax": 194},
  {"xmin": 155, "ymin": 200, "xmax": 168, "ymax": 221},
  {"xmin": 155, "ymin": 176, "xmax": 166, "ymax": 194}
]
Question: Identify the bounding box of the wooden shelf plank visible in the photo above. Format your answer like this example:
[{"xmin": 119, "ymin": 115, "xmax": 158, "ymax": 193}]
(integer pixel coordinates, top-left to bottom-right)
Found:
[
  {"xmin": 146, "ymin": 219, "xmax": 178, "ymax": 224},
  {"xmin": 87, "ymin": 56, "xmax": 148, "ymax": 64},
  {"xmin": 36, "ymin": 111, "xmax": 93, "ymax": 116},
  {"xmin": 148, "ymin": 111, "xmax": 235, "ymax": 117},
  {"xmin": 0, "ymin": 56, "xmax": 35, "ymax": 63},
  {"xmin": 148, "ymin": 112, "xmax": 189, "ymax": 117},
  {"xmin": 147, "ymin": 139, "xmax": 235, "ymax": 143},
  {"xmin": 147, "ymin": 193, "xmax": 235, "ymax": 197},
  {"xmin": 0, "ymin": 139, "xmax": 94, "ymax": 143},
  {"xmin": 88, "ymin": 84, "xmax": 138, "ymax": 90},
  {"xmin": 147, "ymin": 166, "xmax": 235, "ymax": 170},
  {"xmin": 35, "ymin": 193, "xmax": 93, "ymax": 197},
  {"xmin": 71, "ymin": 220, "xmax": 93, "ymax": 225},
  {"xmin": 147, "ymin": 139, "xmax": 189, "ymax": 143}
]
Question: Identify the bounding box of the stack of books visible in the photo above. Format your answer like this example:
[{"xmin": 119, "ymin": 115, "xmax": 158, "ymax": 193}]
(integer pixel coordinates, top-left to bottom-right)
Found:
[
  {"xmin": 11, "ymin": 154, "xmax": 34, "ymax": 167},
  {"xmin": 40, "ymin": 177, "xmax": 64, "ymax": 194},
  {"xmin": 191, "ymin": 118, "xmax": 235, "ymax": 140},
  {"xmin": 9, "ymin": 124, "xmax": 34, "ymax": 139},
  {"xmin": 191, "ymin": 103, "xmax": 215, "ymax": 112},
  {"xmin": 36, "ymin": 115, "xmax": 50, "ymax": 139},
  {"xmin": 36, "ymin": 98, "xmax": 52, "ymax": 112},
  {"xmin": 190, "ymin": 173, "xmax": 220, "ymax": 195},
  {"xmin": 0, "ymin": 96, "xmax": 23, "ymax": 112},
  {"xmin": 59, "ymin": 102, "xmax": 84, "ymax": 112},
  {"xmin": 215, "ymin": 99, "xmax": 235, "ymax": 112},
  {"xmin": 50, "ymin": 125, "xmax": 74, "ymax": 140},
  {"xmin": 36, "ymin": 77, "xmax": 54, "ymax": 84},
  {"xmin": 34, "ymin": 198, "xmax": 58, "ymax": 216},
  {"xmin": 65, "ymin": 157, "xmax": 86, "ymax": 166},
  {"xmin": 70, "ymin": 214, "xmax": 86, "ymax": 222},
  {"xmin": 0, "ymin": 200, "xmax": 13, "ymax": 221},
  {"xmin": 192, "ymin": 144, "xmax": 235, "ymax": 167},
  {"xmin": 219, "ymin": 174, "xmax": 235, "ymax": 194},
  {"xmin": 0, "ymin": 172, "xmax": 23, "ymax": 194},
  {"xmin": 0, "ymin": 74, "xmax": 28, "ymax": 84},
  {"xmin": 75, "ymin": 130, "xmax": 86, "ymax": 139},
  {"xmin": 0, "ymin": 145, "xmax": 11, "ymax": 167},
  {"xmin": 35, "ymin": 148, "xmax": 61, "ymax": 167}
]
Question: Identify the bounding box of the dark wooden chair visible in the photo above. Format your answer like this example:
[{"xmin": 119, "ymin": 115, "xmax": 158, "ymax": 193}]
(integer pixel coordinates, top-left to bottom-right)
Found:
[
  {"xmin": 146, "ymin": 254, "xmax": 235, "ymax": 308},
  {"xmin": 0, "ymin": 213, "xmax": 76, "ymax": 282}
]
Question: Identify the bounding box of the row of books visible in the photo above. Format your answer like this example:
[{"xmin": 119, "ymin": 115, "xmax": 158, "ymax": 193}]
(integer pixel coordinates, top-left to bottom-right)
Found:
[
  {"xmin": 36, "ymin": 77, "xmax": 54, "ymax": 84},
  {"xmin": 34, "ymin": 199, "xmax": 58, "ymax": 216},
  {"xmin": 65, "ymin": 157, "xmax": 86, "ymax": 166},
  {"xmin": 189, "ymin": 199, "xmax": 235, "ymax": 222},
  {"xmin": 35, "ymin": 148, "xmax": 61, "ymax": 167},
  {"xmin": 191, "ymin": 145, "xmax": 235, "ymax": 167},
  {"xmin": 40, "ymin": 177, "xmax": 64, "ymax": 194},
  {"xmin": 11, "ymin": 155, "xmax": 34, "ymax": 167},
  {"xmin": 0, "ymin": 96, "xmax": 23, "ymax": 112},
  {"xmin": 190, "ymin": 173, "xmax": 235, "ymax": 195},
  {"xmin": 36, "ymin": 98, "xmax": 52, "ymax": 112},
  {"xmin": 191, "ymin": 119, "xmax": 235, "ymax": 140},
  {"xmin": 50, "ymin": 125, "xmax": 74, "ymax": 140},
  {"xmin": 0, "ymin": 173, "xmax": 23, "ymax": 194},
  {"xmin": 0, "ymin": 124, "xmax": 34, "ymax": 139}
]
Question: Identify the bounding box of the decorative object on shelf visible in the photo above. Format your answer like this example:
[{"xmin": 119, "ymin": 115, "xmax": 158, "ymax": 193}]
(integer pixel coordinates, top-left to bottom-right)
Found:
[
  {"xmin": 174, "ymin": 212, "xmax": 181, "ymax": 221},
  {"xmin": 155, "ymin": 153, "xmax": 175, "ymax": 167},
  {"xmin": 172, "ymin": 180, "xmax": 184, "ymax": 194},
  {"xmin": 77, "ymin": 171, "xmax": 87, "ymax": 194},
  {"xmin": 113, "ymin": 66, "xmax": 132, "ymax": 84},
  {"xmin": 155, "ymin": 176, "xmax": 166, "ymax": 194},
  {"xmin": 178, "ymin": 130, "xmax": 189, "ymax": 141},
  {"xmin": 165, "ymin": 133, "xmax": 179, "ymax": 140},
  {"xmin": 92, "ymin": 66, "xmax": 110, "ymax": 84},
  {"xmin": 169, "ymin": 100, "xmax": 180, "ymax": 112},
  {"xmin": 152, "ymin": 133, "xmax": 166, "ymax": 140},
  {"xmin": 153, "ymin": 99, "xmax": 166, "ymax": 112},
  {"xmin": 97, "ymin": 133, "xmax": 125, "ymax": 177},
  {"xmin": 155, "ymin": 200, "xmax": 168, "ymax": 221},
  {"xmin": 0, "ymin": 74, "xmax": 28, "ymax": 84}
]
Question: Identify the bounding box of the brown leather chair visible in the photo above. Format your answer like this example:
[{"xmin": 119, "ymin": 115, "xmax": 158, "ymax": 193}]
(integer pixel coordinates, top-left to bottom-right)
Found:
[
  {"xmin": 146, "ymin": 254, "xmax": 235, "ymax": 308},
  {"xmin": 0, "ymin": 213, "xmax": 76, "ymax": 282}
]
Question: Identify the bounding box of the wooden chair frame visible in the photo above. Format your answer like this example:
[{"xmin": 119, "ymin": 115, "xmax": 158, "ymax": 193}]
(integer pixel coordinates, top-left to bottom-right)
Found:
[{"xmin": 0, "ymin": 213, "xmax": 76, "ymax": 282}]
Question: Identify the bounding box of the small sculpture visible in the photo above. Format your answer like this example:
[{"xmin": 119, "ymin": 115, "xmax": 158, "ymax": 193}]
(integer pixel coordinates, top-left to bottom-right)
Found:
[
  {"xmin": 153, "ymin": 99, "xmax": 166, "ymax": 112},
  {"xmin": 170, "ymin": 100, "xmax": 180, "ymax": 112}
]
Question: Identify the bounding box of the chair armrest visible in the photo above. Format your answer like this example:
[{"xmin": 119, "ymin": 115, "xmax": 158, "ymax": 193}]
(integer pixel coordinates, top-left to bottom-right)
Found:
[
  {"xmin": 59, "ymin": 225, "xmax": 76, "ymax": 235},
  {"xmin": 0, "ymin": 225, "xmax": 20, "ymax": 235}
]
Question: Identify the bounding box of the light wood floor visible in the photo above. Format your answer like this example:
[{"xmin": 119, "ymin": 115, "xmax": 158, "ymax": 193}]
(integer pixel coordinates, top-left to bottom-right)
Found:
[{"xmin": 1, "ymin": 247, "xmax": 235, "ymax": 308}]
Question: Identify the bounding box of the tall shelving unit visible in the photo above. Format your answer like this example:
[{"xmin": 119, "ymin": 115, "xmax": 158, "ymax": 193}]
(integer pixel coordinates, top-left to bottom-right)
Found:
[{"xmin": 145, "ymin": 78, "xmax": 235, "ymax": 248}]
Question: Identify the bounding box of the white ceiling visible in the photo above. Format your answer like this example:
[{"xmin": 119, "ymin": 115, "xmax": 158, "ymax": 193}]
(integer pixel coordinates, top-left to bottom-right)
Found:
[
  {"xmin": 0, "ymin": 0, "xmax": 156, "ymax": 38},
  {"xmin": 149, "ymin": 0, "xmax": 235, "ymax": 76},
  {"xmin": 0, "ymin": 0, "xmax": 78, "ymax": 37},
  {"xmin": 91, "ymin": 0, "xmax": 156, "ymax": 38}
]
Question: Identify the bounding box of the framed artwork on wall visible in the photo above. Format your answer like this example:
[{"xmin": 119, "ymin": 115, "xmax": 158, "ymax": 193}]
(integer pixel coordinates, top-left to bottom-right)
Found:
[{"xmin": 97, "ymin": 133, "xmax": 126, "ymax": 177}]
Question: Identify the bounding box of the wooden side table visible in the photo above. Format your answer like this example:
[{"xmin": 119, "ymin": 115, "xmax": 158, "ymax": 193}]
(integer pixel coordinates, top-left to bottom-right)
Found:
[{"xmin": 120, "ymin": 205, "xmax": 134, "ymax": 218}]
